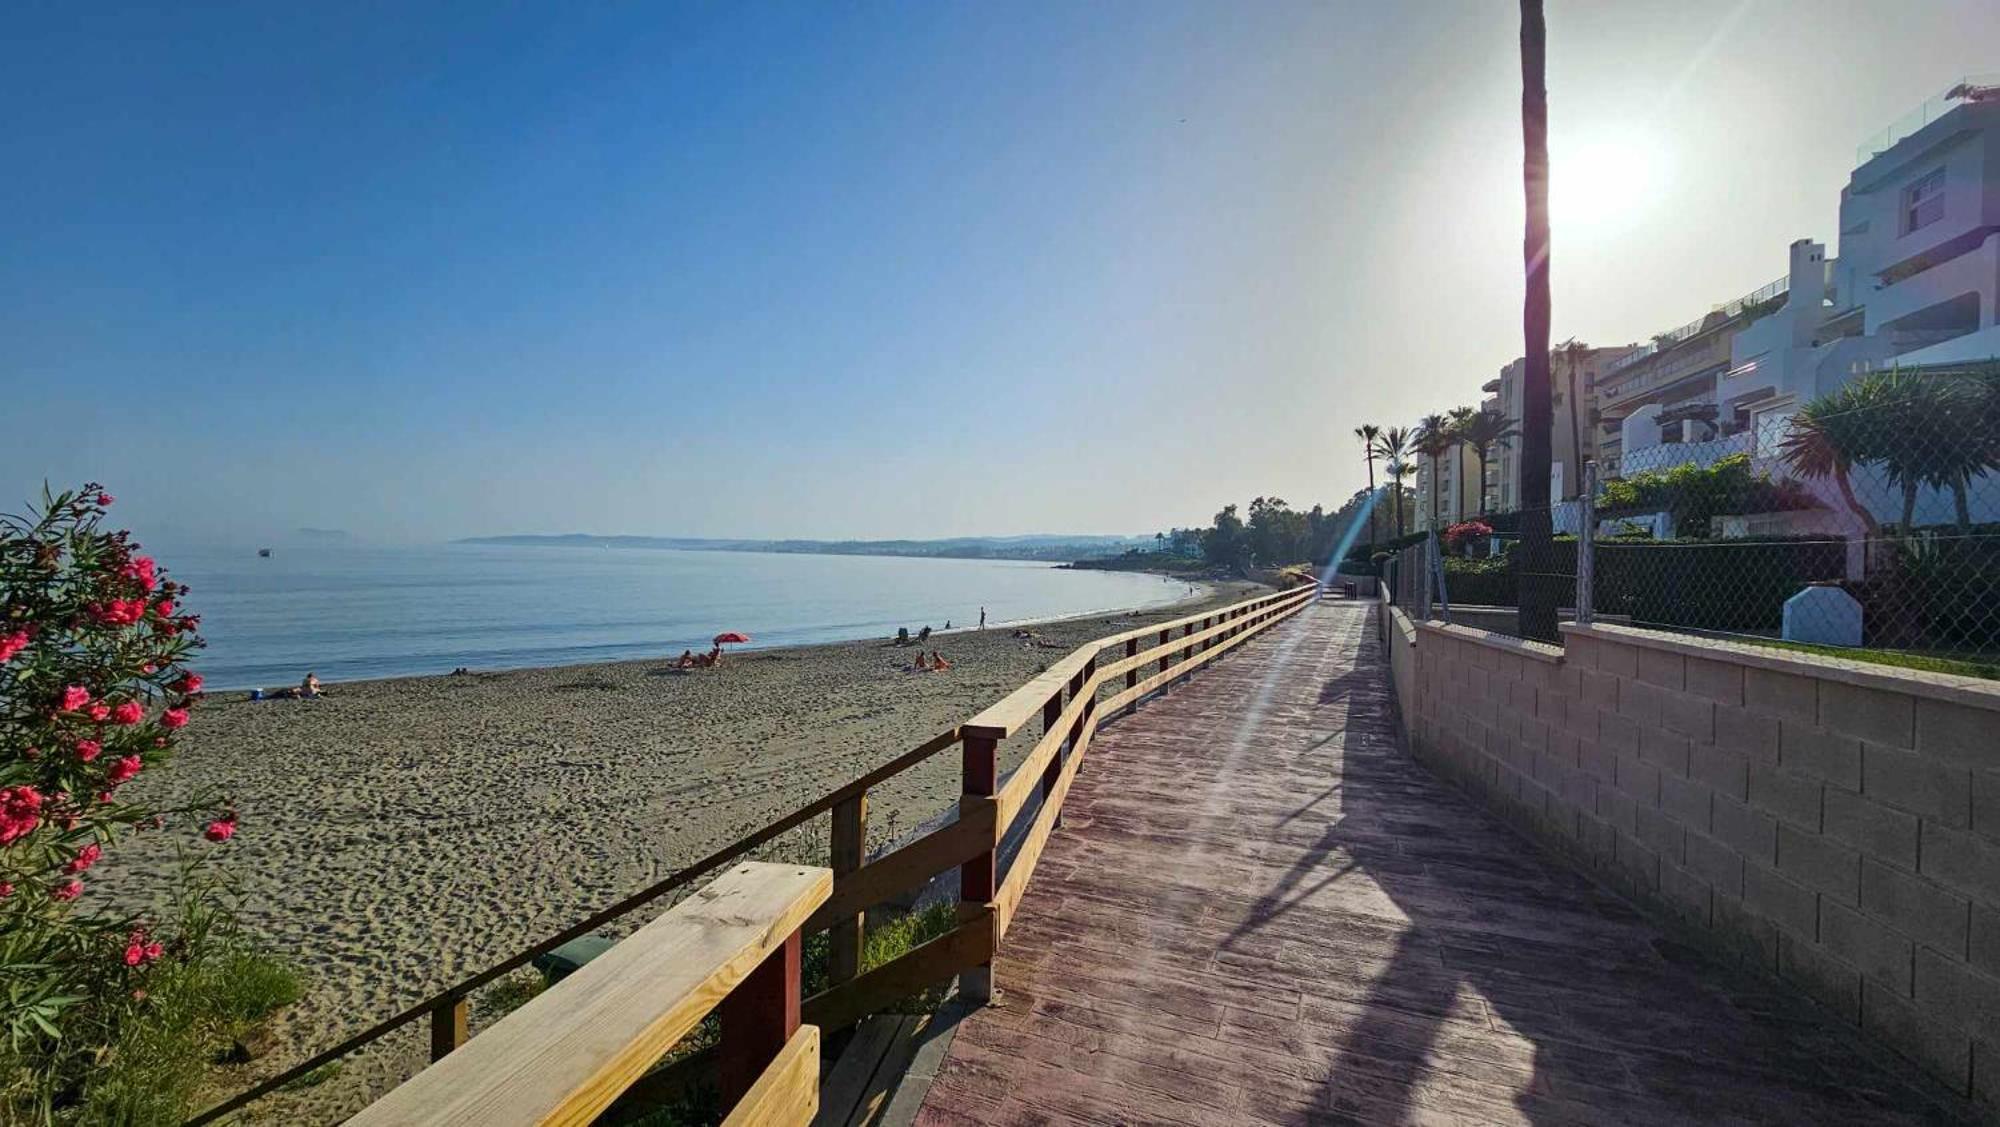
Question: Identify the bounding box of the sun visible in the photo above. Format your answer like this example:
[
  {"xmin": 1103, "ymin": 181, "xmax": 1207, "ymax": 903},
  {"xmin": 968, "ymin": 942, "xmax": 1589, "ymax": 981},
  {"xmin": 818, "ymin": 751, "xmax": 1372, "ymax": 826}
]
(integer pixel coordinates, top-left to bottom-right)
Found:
[{"xmin": 1548, "ymin": 132, "xmax": 1668, "ymax": 235}]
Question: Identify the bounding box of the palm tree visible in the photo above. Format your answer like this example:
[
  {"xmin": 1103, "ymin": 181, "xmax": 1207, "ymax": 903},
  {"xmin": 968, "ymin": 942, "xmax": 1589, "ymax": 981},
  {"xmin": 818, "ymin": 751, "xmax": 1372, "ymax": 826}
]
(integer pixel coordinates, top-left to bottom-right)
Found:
[
  {"xmin": 1447, "ymin": 406, "xmax": 1477, "ymax": 517},
  {"xmin": 1354, "ymin": 423, "xmax": 1383, "ymax": 549},
  {"xmin": 1779, "ymin": 381, "xmax": 1884, "ymax": 538},
  {"xmin": 1372, "ymin": 427, "xmax": 1412, "ymax": 540},
  {"xmin": 1414, "ymin": 414, "xmax": 1457, "ymax": 531},
  {"xmin": 1517, "ymin": 0, "xmax": 1557, "ymax": 640},
  {"xmin": 1384, "ymin": 456, "xmax": 1415, "ymax": 541},
  {"xmin": 1458, "ymin": 407, "xmax": 1521, "ymax": 516}
]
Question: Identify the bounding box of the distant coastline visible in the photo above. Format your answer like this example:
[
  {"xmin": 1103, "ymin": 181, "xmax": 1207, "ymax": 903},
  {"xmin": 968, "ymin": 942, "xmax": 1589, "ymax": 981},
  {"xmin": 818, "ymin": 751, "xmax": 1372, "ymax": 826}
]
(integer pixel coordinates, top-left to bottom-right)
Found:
[{"xmin": 455, "ymin": 531, "xmax": 1152, "ymax": 563}]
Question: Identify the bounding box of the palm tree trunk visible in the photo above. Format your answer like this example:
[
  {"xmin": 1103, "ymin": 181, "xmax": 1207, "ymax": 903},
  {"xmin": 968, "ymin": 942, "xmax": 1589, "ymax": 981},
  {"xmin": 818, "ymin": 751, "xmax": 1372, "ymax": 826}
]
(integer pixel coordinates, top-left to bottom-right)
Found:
[
  {"xmin": 1516, "ymin": 0, "xmax": 1557, "ymax": 640},
  {"xmin": 1478, "ymin": 450, "xmax": 1490, "ymax": 516},
  {"xmin": 1953, "ymin": 475, "xmax": 1971, "ymax": 531},
  {"xmin": 1900, "ymin": 477, "xmax": 1918, "ymax": 536},
  {"xmin": 1364, "ymin": 454, "xmax": 1377, "ymax": 549}
]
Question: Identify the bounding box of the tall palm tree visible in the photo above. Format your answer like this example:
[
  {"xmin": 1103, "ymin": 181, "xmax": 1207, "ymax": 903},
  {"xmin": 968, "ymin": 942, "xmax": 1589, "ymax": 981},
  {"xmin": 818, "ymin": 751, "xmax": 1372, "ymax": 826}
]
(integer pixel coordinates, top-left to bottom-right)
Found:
[
  {"xmin": 1517, "ymin": 0, "xmax": 1557, "ymax": 640},
  {"xmin": 1372, "ymin": 426, "xmax": 1411, "ymax": 541},
  {"xmin": 1354, "ymin": 423, "xmax": 1383, "ymax": 549},
  {"xmin": 1458, "ymin": 407, "xmax": 1521, "ymax": 516},
  {"xmin": 1447, "ymin": 406, "xmax": 1477, "ymax": 519},
  {"xmin": 1414, "ymin": 414, "xmax": 1457, "ymax": 531},
  {"xmin": 1385, "ymin": 456, "xmax": 1415, "ymax": 542}
]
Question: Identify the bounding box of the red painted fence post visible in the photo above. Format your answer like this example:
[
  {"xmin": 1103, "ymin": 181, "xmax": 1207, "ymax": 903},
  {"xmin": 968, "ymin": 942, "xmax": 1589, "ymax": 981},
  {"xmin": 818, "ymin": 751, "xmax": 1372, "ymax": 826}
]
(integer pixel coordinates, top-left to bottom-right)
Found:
[{"xmin": 717, "ymin": 928, "xmax": 801, "ymax": 1106}]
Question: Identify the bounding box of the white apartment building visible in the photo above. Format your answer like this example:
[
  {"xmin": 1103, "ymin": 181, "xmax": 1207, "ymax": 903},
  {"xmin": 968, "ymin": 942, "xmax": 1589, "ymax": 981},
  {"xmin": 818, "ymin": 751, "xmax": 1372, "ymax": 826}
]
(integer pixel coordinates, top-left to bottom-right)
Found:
[
  {"xmin": 1610, "ymin": 76, "xmax": 1999, "ymax": 490},
  {"xmin": 1488, "ymin": 343, "xmax": 1636, "ymax": 511},
  {"xmin": 1720, "ymin": 79, "xmax": 2000, "ymax": 440}
]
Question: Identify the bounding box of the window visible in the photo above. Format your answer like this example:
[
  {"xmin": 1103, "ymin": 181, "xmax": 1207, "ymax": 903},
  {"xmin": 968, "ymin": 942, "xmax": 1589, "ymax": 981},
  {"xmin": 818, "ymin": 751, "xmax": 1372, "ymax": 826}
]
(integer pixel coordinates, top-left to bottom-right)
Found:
[{"xmin": 1904, "ymin": 168, "xmax": 1944, "ymax": 233}]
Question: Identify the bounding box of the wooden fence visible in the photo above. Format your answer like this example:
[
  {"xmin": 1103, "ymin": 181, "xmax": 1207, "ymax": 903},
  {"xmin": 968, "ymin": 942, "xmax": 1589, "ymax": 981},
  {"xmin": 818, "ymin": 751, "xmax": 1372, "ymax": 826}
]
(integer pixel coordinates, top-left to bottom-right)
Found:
[{"xmin": 188, "ymin": 580, "xmax": 1321, "ymax": 1125}]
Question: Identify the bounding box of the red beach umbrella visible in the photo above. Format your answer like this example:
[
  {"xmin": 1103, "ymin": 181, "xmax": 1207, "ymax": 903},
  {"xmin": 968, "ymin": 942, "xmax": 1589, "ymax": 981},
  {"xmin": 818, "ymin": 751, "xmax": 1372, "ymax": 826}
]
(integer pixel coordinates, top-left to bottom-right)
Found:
[{"xmin": 713, "ymin": 631, "xmax": 751, "ymax": 645}]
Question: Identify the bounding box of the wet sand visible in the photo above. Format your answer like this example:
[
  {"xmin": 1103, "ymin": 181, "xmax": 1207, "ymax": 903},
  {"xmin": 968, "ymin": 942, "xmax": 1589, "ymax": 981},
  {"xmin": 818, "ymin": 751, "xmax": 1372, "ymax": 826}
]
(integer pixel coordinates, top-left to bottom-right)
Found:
[{"xmin": 97, "ymin": 581, "xmax": 1259, "ymax": 1122}]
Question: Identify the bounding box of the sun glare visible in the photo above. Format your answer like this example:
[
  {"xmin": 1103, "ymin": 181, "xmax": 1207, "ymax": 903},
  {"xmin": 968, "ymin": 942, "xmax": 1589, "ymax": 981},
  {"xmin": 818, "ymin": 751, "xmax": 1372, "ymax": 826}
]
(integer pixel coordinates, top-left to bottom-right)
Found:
[{"xmin": 1549, "ymin": 132, "xmax": 1668, "ymax": 235}]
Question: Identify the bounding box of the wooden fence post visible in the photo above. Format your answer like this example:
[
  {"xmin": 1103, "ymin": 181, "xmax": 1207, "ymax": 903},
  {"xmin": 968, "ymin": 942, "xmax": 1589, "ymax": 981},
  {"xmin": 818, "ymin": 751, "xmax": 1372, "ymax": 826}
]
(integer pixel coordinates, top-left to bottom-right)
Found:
[
  {"xmin": 428, "ymin": 995, "xmax": 469, "ymax": 1062},
  {"xmin": 829, "ymin": 793, "xmax": 866, "ymax": 994},
  {"xmin": 1157, "ymin": 629, "xmax": 1171, "ymax": 674},
  {"xmin": 1123, "ymin": 637, "xmax": 1138, "ymax": 712},
  {"xmin": 959, "ymin": 735, "xmax": 999, "ymax": 1004},
  {"xmin": 1181, "ymin": 623, "xmax": 1195, "ymax": 665},
  {"xmin": 1041, "ymin": 689, "xmax": 1064, "ymax": 826},
  {"xmin": 718, "ymin": 929, "xmax": 802, "ymax": 1107}
]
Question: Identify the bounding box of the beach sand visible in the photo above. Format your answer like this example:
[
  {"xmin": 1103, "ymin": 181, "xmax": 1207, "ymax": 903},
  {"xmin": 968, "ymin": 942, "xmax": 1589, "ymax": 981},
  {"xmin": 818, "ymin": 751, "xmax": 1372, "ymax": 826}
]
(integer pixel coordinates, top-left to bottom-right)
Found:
[{"xmin": 96, "ymin": 580, "xmax": 1259, "ymax": 1122}]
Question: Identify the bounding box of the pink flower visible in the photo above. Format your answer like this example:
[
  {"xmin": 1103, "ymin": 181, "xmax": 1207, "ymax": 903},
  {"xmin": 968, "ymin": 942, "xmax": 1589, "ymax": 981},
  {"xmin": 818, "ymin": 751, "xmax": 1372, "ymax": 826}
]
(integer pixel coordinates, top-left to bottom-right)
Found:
[
  {"xmin": 0, "ymin": 630, "xmax": 29, "ymax": 663},
  {"xmin": 106, "ymin": 756, "xmax": 142, "ymax": 785},
  {"xmin": 145, "ymin": 942, "xmax": 163, "ymax": 961},
  {"xmin": 111, "ymin": 701, "xmax": 143, "ymax": 726},
  {"xmin": 203, "ymin": 817, "xmax": 237, "ymax": 843},
  {"xmin": 0, "ymin": 787, "xmax": 44, "ymax": 845},
  {"xmin": 123, "ymin": 943, "xmax": 145, "ymax": 966},
  {"xmin": 0, "ymin": 883, "xmax": 12, "ymax": 898},
  {"xmin": 161, "ymin": 708, "xmax": 188, "ymax": 730},
  {"xmin": 131, "ymin": 989, "xmax": 147, "ymax": 1001},
  {"xmin": 88, "ymin": 703, "xmax": 110, "ymax": 722},
  {"xmin": 89, "ymin": 599, "xmax": 146, "ymax": 627},
  {"xmin": 51, "ymin": 880, "xmax": 83, "ymax": 902},
  {"xmin": 96, "ymin": 492, "xmax": 114, "ymax": 506},
  {"xmin": 64, "ymin": 843, "xmax": 102, "ymax": 874},
  {"xmin": 176, "ymin": 673, "xmax": 204, "ymax": 695},
  {"xmin": 75, "ymin": 739, "xmax": 102, "ymax": 763},
  {"xmin": 121, "ymin": 557, "xmax": 157, "ymax": 592},
  {"xmin": 60, "ymin": 685, "xmax": 91, "ymax": 712},
  {"xmin": 153, "ymin": 599, "xmax": 176, "ymax": 619}
]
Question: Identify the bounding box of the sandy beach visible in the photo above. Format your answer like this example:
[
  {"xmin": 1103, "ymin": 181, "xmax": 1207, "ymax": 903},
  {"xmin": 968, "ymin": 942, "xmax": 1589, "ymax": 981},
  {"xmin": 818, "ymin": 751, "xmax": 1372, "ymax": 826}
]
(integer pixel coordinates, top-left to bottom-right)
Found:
[{"xmin": 95, "ymin": 580, "xmax": 1258, "ymax": 1122}]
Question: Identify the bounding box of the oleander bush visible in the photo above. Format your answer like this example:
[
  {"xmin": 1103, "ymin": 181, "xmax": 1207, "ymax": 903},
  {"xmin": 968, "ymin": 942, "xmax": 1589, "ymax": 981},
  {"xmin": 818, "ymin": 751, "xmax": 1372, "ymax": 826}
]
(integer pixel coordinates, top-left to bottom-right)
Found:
[{"xmin": 0, "ymin": 485, "xmax": 294, "ymax": 1124}]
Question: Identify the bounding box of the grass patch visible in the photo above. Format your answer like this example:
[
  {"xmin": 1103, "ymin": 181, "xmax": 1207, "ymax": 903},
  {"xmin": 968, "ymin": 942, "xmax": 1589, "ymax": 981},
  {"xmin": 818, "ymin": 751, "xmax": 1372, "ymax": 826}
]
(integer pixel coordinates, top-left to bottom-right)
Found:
[
  {"xmin": 62, "ymin": 946, "xmax": 302, "ymax": 1125},
  {"xmin": 1750, "ymin": 639, "xmax": 2000, "ymax": 681}
]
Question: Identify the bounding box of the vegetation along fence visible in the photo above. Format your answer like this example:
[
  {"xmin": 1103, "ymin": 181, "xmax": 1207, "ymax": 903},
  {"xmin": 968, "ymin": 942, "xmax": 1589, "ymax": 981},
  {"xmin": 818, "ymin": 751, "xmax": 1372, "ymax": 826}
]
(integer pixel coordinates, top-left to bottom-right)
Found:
[
  {"xmin": 187, "ymin": 580, "xmax": 1322, "ymax": 1125},
  {"xmin": 1386, "ymin": 365, "xmax": 1999, "ymax": 678}
]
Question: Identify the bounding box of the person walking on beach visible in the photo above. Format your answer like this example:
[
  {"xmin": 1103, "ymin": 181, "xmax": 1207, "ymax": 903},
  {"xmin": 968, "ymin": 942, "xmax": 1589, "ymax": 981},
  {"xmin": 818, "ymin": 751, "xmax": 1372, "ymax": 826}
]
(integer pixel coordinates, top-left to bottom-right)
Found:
[{"xmin": 979, "ymin": 606, "xmax": 986, "ymax": 630}]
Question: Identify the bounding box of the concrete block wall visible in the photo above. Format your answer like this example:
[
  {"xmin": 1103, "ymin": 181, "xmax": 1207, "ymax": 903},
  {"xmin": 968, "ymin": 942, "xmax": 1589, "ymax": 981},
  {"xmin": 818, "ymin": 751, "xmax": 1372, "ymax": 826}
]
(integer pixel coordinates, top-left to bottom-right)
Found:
[{"xmin": 1379, "ymin": 607, "xmax": 2000, "ymax": 1111}]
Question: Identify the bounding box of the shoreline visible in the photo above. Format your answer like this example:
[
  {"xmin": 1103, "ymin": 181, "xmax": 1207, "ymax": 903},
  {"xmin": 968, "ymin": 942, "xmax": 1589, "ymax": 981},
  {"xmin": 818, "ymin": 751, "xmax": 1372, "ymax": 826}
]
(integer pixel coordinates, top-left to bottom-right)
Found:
[{"xmin": 99, "ymin": 579, "xmax": 1263, "ymax": 1122}]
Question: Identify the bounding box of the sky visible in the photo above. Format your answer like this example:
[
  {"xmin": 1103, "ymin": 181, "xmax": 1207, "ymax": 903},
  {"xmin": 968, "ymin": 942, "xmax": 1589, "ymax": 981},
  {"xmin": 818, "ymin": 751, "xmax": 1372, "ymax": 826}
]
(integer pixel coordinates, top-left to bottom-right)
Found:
[{"xmin": 3, "ymin": 0, "xmax": 1995, "ymax": 546}]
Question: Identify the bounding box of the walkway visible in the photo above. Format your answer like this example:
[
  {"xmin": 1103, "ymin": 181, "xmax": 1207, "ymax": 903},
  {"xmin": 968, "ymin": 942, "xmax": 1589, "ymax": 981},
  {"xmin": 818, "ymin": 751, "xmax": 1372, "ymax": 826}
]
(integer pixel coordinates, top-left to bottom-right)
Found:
[{"xmin": 915, "ymin": 601, "xmax": 1966, "ymax": 1125}]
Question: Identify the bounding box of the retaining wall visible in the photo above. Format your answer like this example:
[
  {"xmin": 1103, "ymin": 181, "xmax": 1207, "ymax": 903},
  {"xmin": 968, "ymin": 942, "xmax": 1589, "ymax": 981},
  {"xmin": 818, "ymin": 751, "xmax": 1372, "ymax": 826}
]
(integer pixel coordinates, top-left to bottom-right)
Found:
[{"xmin": 1377, "ymin": 602, "xmax": 2000, "ymax": 1111}]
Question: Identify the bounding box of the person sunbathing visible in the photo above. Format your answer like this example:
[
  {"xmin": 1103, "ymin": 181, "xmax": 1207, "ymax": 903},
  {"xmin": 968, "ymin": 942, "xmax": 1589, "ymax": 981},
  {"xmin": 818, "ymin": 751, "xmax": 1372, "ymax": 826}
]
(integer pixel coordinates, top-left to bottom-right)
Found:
[
  {"xmin": 909, "ymin": 652, "xmax": 931, "ymax": 672},
  {"xmin": 675, "ymin": 649, "xmax": 697, "ymax": 669},
  {"xmin": 930, "ymin": 651, "xmax": 952, "ymax": 671}
]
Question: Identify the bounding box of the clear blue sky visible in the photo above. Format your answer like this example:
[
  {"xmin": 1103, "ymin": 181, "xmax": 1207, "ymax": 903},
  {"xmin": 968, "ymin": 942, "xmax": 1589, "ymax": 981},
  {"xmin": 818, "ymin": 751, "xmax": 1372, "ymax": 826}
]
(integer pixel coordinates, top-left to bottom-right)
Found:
[{"xmin": 4, "ymin": 1, "xmax": 1994, "ymax": 544}]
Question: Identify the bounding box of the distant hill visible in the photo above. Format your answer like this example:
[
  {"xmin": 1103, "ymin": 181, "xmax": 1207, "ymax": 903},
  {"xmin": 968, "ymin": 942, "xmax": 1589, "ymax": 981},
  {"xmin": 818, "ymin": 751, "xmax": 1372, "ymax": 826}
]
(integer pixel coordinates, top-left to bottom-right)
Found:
[{"xmin": 454, "ymin": 532, "xmax": 1153, "ymax": 562}]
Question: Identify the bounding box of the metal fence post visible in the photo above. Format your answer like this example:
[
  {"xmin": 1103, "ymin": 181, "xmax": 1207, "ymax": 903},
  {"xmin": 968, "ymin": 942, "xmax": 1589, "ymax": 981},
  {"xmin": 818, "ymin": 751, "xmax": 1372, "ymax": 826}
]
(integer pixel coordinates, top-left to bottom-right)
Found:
[
  {"xmin": 1576, "ymin": 461, "xmax": 1597, "ymax": 627},
  {"xmin": 1418, "ymin": 538, "xmax": 1434, "ymax": 622}
]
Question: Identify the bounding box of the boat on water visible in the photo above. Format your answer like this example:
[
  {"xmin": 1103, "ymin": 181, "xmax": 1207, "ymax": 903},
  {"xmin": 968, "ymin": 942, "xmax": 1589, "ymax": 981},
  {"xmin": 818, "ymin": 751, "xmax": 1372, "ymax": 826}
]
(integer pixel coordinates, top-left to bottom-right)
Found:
[{"xmin": 257, "ymin": 548, "xmax": 272, "ymax": 558}]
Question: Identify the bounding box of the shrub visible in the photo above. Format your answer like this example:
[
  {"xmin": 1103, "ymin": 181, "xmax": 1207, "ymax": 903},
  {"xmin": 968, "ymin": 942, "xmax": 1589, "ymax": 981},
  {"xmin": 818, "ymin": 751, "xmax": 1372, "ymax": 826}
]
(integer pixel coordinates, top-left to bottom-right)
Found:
[
  {"xmin": 1, "ymin": 484, "xmax": 279, "ymax": 1123},
  {"xmin": 1441, "ymin": 521, "xmax": 1494, "ymax": 555},
  {"xmin": 1597, "ymin": 453, "xmax": 1818, "ymax": 537}
]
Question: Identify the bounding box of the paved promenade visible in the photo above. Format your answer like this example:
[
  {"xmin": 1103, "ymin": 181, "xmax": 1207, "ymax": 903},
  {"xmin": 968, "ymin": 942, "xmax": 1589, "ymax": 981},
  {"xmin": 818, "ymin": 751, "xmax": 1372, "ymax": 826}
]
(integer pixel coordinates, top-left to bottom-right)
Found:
[{"xmin": 916, "ymin": 601, "xmax": 1967, "ymax": 1125}]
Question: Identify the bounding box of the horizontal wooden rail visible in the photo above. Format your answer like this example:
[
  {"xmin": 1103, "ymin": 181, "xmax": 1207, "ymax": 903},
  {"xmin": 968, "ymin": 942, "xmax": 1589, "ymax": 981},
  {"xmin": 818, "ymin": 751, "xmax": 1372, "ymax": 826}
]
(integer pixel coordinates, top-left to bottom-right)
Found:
[
  {"xmin": 187, "ymin": 580, "xmax": 1319, "ymax": 1125},
  {"xmin": 351, "ymin": 862, "xmax": 830, "ymax": 1126}
]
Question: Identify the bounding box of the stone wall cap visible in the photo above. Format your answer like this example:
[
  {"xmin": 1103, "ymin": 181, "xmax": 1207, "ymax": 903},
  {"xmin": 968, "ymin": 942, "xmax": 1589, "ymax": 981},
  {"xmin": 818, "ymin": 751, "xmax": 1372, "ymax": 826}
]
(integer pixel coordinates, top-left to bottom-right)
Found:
[
  {"xmin": 1415, "ymin": 619, "xmax": 1566, "ymax": 664},
  {"xmin": 1562, "ymin": 622, "xmax": 2000, "ymax": 711}
]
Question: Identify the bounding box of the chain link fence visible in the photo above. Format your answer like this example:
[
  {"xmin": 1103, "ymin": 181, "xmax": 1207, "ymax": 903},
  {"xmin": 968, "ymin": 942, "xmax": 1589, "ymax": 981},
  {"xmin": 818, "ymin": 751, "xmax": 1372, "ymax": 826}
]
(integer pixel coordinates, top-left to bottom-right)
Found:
[{"xmin": 1386, "ymin": 365, "xmax": 1999, "ymax": 675}]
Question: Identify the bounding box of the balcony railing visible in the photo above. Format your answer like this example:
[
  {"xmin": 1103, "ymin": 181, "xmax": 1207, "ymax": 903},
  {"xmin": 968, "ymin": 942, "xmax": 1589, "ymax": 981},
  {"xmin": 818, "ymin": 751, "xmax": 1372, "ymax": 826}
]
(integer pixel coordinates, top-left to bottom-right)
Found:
[{"xmin": 1855, "ymin": 74, "xmax": 2000, "ymax": 168}]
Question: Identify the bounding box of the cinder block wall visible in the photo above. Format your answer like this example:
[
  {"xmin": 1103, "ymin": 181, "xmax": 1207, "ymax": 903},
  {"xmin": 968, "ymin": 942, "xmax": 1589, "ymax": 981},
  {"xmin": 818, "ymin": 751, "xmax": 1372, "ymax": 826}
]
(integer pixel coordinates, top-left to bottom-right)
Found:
[{"xmin": 1378, "ymin": 606, "xmax": 2000, "ymax": 1110}]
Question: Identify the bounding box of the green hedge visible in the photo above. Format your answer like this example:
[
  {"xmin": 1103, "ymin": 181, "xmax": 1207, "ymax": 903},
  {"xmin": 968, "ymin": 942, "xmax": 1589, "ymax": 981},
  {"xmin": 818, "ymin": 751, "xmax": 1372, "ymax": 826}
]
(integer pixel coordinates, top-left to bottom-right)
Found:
[{"xmin": 1436, "ymin": 535, "xmax": 1850, "ymax": 634}]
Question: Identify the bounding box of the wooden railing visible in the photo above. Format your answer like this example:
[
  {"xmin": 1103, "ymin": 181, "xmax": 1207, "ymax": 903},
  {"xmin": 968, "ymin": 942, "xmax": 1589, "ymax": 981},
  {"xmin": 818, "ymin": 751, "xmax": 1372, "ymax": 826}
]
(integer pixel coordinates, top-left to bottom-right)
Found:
[
  {"xmin": 189, "ymin": 580, "xmax": 1320, "ymax": 1125},
  {"xmin": 351, "ymin": 862, "xmax": 829, "ymax": 1126}
]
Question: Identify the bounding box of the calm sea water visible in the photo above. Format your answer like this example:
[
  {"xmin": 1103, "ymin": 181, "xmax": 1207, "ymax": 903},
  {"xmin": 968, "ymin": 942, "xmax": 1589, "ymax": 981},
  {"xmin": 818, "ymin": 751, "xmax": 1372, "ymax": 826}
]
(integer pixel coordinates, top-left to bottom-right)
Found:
[{"xmin": 158, "ymin": 543, "xmax": 1188, "ymax": 689}]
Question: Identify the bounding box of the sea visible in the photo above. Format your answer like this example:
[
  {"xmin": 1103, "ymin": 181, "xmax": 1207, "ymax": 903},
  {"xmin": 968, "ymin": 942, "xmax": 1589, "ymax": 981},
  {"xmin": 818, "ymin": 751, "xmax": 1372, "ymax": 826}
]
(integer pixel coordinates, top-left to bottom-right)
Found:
[{"xmin": 156, "ymin": 543, "xmax": 1191, "ymax": 690}]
